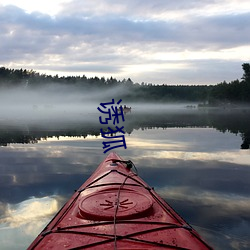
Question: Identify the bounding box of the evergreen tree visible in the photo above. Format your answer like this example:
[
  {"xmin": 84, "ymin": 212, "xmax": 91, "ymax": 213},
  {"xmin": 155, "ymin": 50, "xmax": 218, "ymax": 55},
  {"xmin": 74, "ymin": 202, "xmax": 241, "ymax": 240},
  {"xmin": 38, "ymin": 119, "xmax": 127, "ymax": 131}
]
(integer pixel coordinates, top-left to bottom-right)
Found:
[{"xmin": 242, "ymin": 63, "xmax": 250, "ymax": 83}]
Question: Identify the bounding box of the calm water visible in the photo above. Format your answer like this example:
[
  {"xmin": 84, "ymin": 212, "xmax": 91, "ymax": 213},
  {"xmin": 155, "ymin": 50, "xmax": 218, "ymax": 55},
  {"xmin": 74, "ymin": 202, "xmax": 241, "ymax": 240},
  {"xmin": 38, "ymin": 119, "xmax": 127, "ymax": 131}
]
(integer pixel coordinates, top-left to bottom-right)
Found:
[{"xmin": 0, "ymin": 105, "xmax": 250, "ymax": 249}]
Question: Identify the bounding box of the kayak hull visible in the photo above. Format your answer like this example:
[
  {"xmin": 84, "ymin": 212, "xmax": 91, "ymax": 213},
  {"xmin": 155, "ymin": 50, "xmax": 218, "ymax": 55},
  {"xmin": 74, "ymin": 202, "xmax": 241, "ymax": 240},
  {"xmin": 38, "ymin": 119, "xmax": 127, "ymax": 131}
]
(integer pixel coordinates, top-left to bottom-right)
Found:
[{"xmin": 28, "ymin": 152, "xmax": 213, "ymax": 249}]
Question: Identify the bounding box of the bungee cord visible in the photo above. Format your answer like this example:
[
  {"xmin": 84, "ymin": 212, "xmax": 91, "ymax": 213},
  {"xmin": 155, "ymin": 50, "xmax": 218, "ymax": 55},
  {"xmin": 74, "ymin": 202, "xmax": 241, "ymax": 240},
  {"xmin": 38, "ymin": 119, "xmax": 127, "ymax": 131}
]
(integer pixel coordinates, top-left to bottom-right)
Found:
[{"xmin": 112, "ymin": 159, "xmax": 138, "ymax": 250}]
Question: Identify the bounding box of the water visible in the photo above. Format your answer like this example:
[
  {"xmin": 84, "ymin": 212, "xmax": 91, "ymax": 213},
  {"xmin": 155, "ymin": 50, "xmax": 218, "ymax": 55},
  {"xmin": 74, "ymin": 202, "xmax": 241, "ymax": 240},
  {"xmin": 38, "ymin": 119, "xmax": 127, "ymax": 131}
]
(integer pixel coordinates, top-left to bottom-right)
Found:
[{"xmin": 0, "ymin": 105, "xmax": 250, "ymax": 249}]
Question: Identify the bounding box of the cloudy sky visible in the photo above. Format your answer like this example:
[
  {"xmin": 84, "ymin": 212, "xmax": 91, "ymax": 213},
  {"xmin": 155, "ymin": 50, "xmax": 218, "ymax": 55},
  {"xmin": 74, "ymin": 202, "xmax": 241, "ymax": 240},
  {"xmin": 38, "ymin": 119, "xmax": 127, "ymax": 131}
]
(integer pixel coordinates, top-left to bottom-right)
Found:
[{"xmin": 0, "ymin": 0, "xmax": 250, "ymax": 85}]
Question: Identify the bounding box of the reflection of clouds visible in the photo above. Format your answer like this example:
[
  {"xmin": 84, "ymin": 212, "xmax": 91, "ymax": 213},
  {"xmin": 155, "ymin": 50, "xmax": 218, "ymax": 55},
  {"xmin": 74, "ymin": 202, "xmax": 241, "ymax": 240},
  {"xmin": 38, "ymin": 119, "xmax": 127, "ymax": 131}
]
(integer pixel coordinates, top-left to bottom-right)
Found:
[
  {"xmin": 0, "ymin": 196, "xmax": 62, "ymax": 250},
  {"xmin": 154, "ymin": 150, "xmax": 250, "ymax": 166},
  {"xmin": 127, "ymin": 127, "xmax": 243, "ymax": 152},
  {"xmin": 194, "ymin": 223, "xmax": 250, "ymax": 250},
  {"xmin": 0, "ymin": 202, "xmax": 7, "ymax": 218},
  {"xmin": 0, "ymin": 140, "xmax": 107, "ymax": 205},
  {"xmin": 157, "ymin": 186, "xmax": 250, "ymax": 216},
  {"xmin": 0, "ymin": 196, "xmax": 59, "ymax": 230},
  {"xmin": 5, "ymin": 141, "xmax": 103, "ymax": 176},
  {"xmin": 127, "ymin": 137, "xmax": 185, "ymax": 150},
  {"xmin": 4, "ymin": 128, "xmax": 246, "ymax": 169},
  {"xmin": 124, "ymin": 128, "xmax": 249, "ymax": 166}
]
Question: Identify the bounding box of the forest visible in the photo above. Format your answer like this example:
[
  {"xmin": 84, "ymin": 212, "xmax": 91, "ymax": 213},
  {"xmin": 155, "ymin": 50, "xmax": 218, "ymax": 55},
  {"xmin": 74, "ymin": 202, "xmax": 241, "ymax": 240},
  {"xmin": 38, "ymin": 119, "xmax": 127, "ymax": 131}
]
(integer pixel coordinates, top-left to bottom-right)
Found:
[{"xmin": 0, "ymin": 63, "xmax": 249, "ymax": 104}]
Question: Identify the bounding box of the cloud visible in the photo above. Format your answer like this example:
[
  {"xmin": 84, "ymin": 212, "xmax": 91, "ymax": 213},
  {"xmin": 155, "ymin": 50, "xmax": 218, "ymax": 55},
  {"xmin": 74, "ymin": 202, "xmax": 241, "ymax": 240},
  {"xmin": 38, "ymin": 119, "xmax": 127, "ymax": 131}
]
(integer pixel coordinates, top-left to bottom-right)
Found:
[
  {"xmin": 1, "ymin": 7, "xmax": 246, "ymax": 51},
  {"xmin": 58, "ymin": 0, "xmax": 241, "ymax": 19},
  {"xmin": 0, "ymin": 1, "xmax": 250, "ymax": 84}
]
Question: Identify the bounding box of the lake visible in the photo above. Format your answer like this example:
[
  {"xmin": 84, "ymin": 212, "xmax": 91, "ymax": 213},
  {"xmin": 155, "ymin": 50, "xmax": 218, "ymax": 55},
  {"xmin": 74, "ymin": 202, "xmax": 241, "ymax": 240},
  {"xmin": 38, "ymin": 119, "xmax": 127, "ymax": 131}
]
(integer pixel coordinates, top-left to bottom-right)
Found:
[{"xmin": 0, "ymin": 104, "xmax": 250, "ymax": 249}]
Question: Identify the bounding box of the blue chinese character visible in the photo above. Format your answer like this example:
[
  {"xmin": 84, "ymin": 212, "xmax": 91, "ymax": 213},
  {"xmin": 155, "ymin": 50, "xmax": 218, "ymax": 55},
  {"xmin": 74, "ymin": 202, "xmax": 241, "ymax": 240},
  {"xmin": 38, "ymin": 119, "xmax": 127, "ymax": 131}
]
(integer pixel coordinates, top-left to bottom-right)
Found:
[
  {"xmin": 100, "ymin": 126, "xmax": 125, "ymax": 135},
  {"xmin": 102, "ymin": 134, "xmax": 127, "ymax": 153},
  {"xmin": 98, "ymin": 99, "xmax": 124, "ymax": 125}
]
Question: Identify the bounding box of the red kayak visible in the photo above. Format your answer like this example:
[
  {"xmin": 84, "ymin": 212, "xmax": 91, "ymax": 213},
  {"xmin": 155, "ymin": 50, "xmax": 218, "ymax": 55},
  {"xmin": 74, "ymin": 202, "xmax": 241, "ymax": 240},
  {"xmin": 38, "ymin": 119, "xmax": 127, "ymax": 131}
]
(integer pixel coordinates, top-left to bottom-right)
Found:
[{"xmin": 28, "ymin": 152, "xmax": 213, "ymax": 249}]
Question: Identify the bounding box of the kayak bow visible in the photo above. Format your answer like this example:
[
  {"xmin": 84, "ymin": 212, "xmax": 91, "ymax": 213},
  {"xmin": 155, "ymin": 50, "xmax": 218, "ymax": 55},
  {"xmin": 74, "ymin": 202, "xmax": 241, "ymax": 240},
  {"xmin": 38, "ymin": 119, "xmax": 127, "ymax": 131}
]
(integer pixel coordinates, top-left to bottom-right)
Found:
[{"xmin": 28, "ymin": 152, "xmax": 213, "ymax": 249}]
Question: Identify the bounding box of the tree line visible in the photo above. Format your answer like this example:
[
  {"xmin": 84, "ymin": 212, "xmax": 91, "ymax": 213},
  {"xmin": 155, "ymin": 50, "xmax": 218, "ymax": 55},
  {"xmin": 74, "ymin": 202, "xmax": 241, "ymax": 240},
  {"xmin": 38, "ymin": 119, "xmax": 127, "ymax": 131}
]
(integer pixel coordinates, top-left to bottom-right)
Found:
[
  {"xmin": 0, "ymin": 63, "xmax": 249, "ymax": 104},
  {"xmin": 208, "ymin": 63, "xmax": 250, "ymax": 105}
]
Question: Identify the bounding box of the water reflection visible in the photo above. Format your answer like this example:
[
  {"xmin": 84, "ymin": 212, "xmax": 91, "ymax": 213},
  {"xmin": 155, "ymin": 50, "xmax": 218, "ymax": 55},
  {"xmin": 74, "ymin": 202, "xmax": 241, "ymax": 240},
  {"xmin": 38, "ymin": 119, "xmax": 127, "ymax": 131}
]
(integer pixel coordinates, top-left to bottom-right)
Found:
[
  {"xmin": 0, "ymin": 108, "xmax": 250, "ymax": 249},
  {"xmin": 1, "ymin": 196, "xmax": 59, "ymax": 228},
  {"xmin": 0, "ymin": 196, "xmax": 62, "ymax": 250},
  {"xmin": 0, "ymin": 107, "xmax": 250, "ymax": 149}
]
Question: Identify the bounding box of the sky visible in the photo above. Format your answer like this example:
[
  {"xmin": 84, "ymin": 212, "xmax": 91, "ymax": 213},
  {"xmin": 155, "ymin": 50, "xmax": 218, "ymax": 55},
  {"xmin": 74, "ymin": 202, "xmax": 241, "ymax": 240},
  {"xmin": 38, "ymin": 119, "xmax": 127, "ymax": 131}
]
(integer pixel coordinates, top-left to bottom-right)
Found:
[{"xmin": 0, "ymin": 0, "xmax": 250, "ymax": 85}]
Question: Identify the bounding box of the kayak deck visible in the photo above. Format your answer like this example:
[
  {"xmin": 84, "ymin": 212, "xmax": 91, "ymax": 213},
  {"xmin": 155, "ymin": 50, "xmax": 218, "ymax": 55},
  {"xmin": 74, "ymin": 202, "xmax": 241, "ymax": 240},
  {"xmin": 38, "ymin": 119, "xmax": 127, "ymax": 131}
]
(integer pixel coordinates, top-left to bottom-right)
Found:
[{"xmin": 28, "ymin": 152, "xmax": 213, "ymax": 249}]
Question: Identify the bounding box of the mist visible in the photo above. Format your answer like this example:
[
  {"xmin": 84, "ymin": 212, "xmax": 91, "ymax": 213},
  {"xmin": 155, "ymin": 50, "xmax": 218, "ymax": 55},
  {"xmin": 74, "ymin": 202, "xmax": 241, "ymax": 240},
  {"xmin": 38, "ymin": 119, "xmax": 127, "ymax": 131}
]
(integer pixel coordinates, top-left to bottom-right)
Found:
[
  {"xmin": 0, "ymin": 84, "xmax": 134, "ymax": 124},
  {"xmin": 0, "ymin": 83, "xmax": 203, "ymax": 134}
]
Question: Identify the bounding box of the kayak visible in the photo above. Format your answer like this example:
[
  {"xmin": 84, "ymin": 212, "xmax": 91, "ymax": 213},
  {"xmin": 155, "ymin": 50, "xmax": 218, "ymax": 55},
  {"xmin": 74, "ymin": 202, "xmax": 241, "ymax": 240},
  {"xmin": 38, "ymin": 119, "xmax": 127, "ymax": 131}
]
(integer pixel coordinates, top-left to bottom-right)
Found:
[{"xmin": 28, "ymin": 152, "xmax": 213, "ymax": 249}]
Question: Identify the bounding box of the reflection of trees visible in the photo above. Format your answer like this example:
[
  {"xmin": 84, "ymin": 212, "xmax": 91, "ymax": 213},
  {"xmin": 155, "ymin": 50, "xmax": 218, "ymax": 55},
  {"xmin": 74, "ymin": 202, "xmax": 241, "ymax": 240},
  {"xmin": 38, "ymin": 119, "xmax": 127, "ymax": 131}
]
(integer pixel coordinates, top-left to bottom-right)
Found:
[
  {"xmin": 124, "ymin": 110, "xmax": 250, "ymax": 150},
  {"xmin": 201, "ymin": 109, "xmax": 250, "ymax": 149},
  {"xmin": 0, "ymin": 133, "xmax": 38, "ymax": 146},
  {"xmin": 0, "ymin": 109, "xmax": 250, "ymax": 149},
  {"xmin": 0, "ymin": 123, "xmax": 102, "ymax": 146},
  {"xmin": 241, "ymin": 133, "xmax": 250, "ymax": 149}
]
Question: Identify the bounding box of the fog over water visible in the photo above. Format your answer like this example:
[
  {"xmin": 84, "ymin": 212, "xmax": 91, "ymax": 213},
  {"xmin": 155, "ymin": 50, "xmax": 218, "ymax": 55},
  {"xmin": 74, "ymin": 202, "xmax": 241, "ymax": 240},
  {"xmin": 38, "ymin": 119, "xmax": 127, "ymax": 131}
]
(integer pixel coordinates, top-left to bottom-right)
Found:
[
  {"xmin": 0, "ymin": 85, "xmax": 100, "ymax": 121},
  {"xmin": 0, "ymin": 85, "xmax": 196, "ymax": 124}
]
